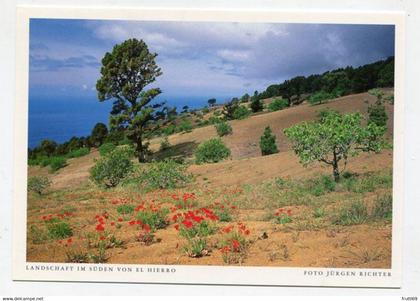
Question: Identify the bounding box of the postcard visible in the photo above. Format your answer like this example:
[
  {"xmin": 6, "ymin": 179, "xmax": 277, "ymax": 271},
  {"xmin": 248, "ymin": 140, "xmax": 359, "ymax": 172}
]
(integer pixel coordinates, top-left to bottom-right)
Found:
[{"xmin": 13, "ymin": 6, "xmax": 405, "ymax": 287}]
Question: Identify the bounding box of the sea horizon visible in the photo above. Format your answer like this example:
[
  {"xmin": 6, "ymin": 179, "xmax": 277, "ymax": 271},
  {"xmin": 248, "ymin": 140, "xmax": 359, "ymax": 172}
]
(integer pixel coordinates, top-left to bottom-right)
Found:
[{"xmin": 29, "ymin": 94, "xmax": 231, "ymax": 149}]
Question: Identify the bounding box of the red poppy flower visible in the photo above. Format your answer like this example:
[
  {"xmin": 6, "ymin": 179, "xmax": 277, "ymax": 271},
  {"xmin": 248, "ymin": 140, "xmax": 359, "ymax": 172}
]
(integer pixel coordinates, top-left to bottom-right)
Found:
[
  {"xmin": 244, "ymin": 229, "xmax": 250, "ymax": 235},
  {"xmin": 174, "ymin": 224, "xmax": 180, "ymax": 231},
  {"xmin": 143, "ymin": 224, "xmax": 151, "ymax": 233},
  {"xmin": 117, "ymin": 217, "xmax": 123, "ymax": 222},
  {"xmin": 182, "ymin": 219, "xmax": 193, "ymax": 229},
  {"xmin": 286, "ymin": 209, "xmax": 292, "ymax": 215},
  {"xmin": 128, "ymin": 220, "xmax": 136, "ymax": 226},
  {"xmin": 95, "ymin": 224, "xmax": 105, "ymax": 232},
  {"xmin": 67, "ymin": 238, "xmax": 73, "ymax": 244},
  {"xmin": 110, "ymin": 221, "xmax": 115, "ymax": 226},
  {"xmin": 231, "ymin": 239, "xmax": 241, "ymax": 252},
  {"xmin": 99, "ymin": 236, "xmax": 106, "ymax": 241}
]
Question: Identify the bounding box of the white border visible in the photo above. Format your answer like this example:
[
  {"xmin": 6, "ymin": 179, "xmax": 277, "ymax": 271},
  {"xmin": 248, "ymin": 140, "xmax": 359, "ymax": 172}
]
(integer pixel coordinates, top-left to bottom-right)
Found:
[{"xmin": 13, "ymin": 6, "xmax": 405, "ymax": 288}]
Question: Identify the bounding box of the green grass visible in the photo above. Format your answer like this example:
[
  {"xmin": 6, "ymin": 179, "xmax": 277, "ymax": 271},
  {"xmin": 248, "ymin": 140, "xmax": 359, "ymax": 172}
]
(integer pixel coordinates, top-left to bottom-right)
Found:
[
  {"xmin": 116, "ymin": 204, "xmax": 135, "ymax": 215},
  {"xmin": 332, "ymin": 200, "xmax": 368, "ymax": 226}
]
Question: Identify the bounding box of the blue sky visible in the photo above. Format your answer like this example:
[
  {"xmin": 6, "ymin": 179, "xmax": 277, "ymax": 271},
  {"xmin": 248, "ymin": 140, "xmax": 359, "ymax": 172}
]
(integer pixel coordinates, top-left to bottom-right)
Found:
[{"xmin": 29, "ymin": 19, "xmax": 395, "ymax": 104}]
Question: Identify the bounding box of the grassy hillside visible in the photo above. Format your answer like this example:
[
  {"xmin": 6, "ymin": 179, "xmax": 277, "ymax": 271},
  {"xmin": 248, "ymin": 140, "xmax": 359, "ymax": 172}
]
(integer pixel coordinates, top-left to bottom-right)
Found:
[{"xmin": 26, "ymin": 91, "xmax": 394, "ymax": 267}]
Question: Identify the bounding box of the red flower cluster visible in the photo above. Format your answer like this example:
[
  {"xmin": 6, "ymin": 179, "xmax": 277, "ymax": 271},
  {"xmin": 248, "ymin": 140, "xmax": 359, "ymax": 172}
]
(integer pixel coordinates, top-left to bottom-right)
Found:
[
  {"xmin": 171, "ymin": 192, "xmax": 197, "ymax": 209},
  {"xmin": 274, "ymin": 208, "xmax": 292, "ymax": 217},
  {"xmin": 221, "ymin": 222, "xmax": 250, "ymax": 236},
  {"xmin": 173, "ymin": 208, "xmax": 219, "ymax": 231},
  {"xmin": 41, "ymin": 211, "xmax": 74, "ymax": 221}
]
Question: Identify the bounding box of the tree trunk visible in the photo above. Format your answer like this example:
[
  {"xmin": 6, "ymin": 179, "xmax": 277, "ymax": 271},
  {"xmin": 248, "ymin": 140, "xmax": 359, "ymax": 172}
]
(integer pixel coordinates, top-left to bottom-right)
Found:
[
  {"xmin": 332, "ymin": 151, "xmax": 340, "ymax": 182},
  {"xmin": 136, "ymin": 136, "xmax": 146, "ymax": 163}
]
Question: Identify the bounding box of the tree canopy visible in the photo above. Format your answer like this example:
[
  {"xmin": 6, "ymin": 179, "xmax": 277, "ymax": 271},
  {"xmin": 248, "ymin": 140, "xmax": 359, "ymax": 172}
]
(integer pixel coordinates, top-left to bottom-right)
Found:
[
  {"xmin": 96, "ymin": 38, "xmax": 166, "ymax": 162},
  {"xmin": 284, "ymin": 110, "xmax": 390, "ymax": 181}
]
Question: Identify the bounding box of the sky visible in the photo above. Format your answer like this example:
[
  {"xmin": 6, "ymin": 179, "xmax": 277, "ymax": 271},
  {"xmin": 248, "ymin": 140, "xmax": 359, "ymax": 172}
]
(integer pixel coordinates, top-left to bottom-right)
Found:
[{"xmin": 29, "ymin": 19, "xmax": 395, "ymax": 105}]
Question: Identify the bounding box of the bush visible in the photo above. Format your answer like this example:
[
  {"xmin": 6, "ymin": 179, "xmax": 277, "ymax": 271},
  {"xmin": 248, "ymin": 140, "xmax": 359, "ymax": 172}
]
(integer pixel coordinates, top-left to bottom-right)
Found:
[
  {"xmin": 162, "ymin": 124, "xmax": 176, "ymax": 136},
  {"xmin": 259, "ymin": 126, "xmax": 279, "ymax": 156},
  {"xmin": 368, "ymin": 102, "xmax": 388, "ymax": 128},
  {"xmin": 232, "ymin": 106, "xmax": 251, "ymax": 120},
  {"xmin": 67, "ymin": 147, "xmax": 90, "ymax": 159},
  {"xmin": 98, "ymin": 143, "xmax": 116, "ymax": 156},
  {"xmin": 49, "ymin": 157, "xmax": 67, "ymax": 172},
  {"xmin": 267, "ymin": 98, "xmax": 288, "ymax": 112},
  {"xmin": 27, "ymin": 176, "xmax": 51, "ymax": 195},
  {"xmin": 139, "ymin": 159, "xmax": 192, "ymax": 189},
  {"xmin": 195, "ymin": 138, "xmax": 231, "ymax": 164},
  {"xmin": 215, "ymin": 121, "xmax": 233, "ymax": 137},
  {"xmin": 90, "ymin": 147, "xmax": 134, "ymax": 188},
  {"xmin": 178, "ymin": 120, "xmax": 193, "ymax": 133},
  {"xmin": 250, "ymin": 98, "xmax": 264, "ymax": 113},
  {"xmin": 308, "ymin": 91, "xmax": 335, "ymax": 105}
]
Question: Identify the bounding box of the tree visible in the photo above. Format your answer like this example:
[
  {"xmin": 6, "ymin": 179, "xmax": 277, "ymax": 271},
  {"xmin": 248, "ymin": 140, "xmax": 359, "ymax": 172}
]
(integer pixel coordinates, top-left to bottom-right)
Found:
[
  {"xmin": 40, "ymin": 139, "xmax": 57, "ymax": 156},
  {"xmin": 284, "ymin": 110, "xmax": 389, "ymax": 182},
  {"xmin": 207, "ymin": 98, "xmax": 217, "ymax": 107},
  {"xmin": 90, "ymin": 122, "xmax": 108, "ymax": 147},
  {"xmin": 222, "ymin": 99, "xmax": 240, "ymax": 120},
  {"xmin": 240, "ymin": 93, "xmax": 250, "ymax": 103},
  {"xmin": 96, "ymin": 38, "xmax": 164, "ymax": 162},
  {"xmin": 259, "ymin": 126, "xmax": 279, "ymax": 156},
  {"xmin": 368, "ymin": 89, "xmax": 388, "ymax": 128},
  {"xmin": 250, "ymin": 91, "xmax": 264, "ymax": 112},
  {"xmin": 182, "ymin": 105, "xmax": 189, "ymax": 114}
]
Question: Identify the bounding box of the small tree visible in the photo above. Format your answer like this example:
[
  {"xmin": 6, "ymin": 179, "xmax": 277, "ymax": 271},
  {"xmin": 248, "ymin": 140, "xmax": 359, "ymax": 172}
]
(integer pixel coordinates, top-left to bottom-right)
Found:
[
  {"xmin": 96, "ymin": 38, "xmax": 165, "ymax": 162},
  {"xmin": 207, "ymin": 98, "xmax": 216, "ymax": 107},
  {"xmin": 250, "ymin": 97, "xmax": 264, "ymax": 113},
  {"xmin": 222, "ymin": 99, "xmax": 240, "ymax": 120},
  {"xmin": 195, "ymin": 138, "xmax": 231, "ymax": 164},
  {"xmin": 284, "ymin": 111, "xmax": 389, "ymax": 182},
  {"xmin": 368, "ymin": 89, "xmax": 388, "ymax": 128},
  {"xmin": 259, "ymin": 126, "xmax": 279, "ymax": 155},
  {"xmin": 90, "ymin": 123, "xmax": 108, "ymax": 147},
  {"xmin": 90, "ymin": 146, "xmax": 134, "ymax": 188}
]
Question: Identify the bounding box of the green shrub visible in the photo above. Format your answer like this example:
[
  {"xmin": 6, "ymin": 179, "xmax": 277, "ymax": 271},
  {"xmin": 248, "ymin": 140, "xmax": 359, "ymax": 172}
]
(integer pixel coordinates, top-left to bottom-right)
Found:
[
  {"xmin": 67, "ymin": 147, "xmax": 90, "ymax": 158},
  {"xmin": 372, "ymin": 194, "xmax": 392, "ymax": 220},
  {"xmin": 259, "ymin": 126, "xmax": 279, "ymax": 156},
  {"xmin": 27, "ymin": 176, "xmax": 51, "ymax": 195},
  {"xmin": 332, "ymin": 200, "xmax": 368, "ymax": 225},
  {"xmin": 98, "ymin": 143, "xmax": 116, "ymax": 156},
  {"xmin": 310, "ymin": 175, "xmax": 336, "ymax": 196},
  {"xmin": 178, "ymin": 120, "xmax": 193, "ymax": 133},
  {"xmin": 90, "ymin": 147, "xmax": 134, "ymax": 188},
  {"xmin": 136, "ymin": 207, "xmax": 169, "ymax": 231},
  {"xmin": 308, "ymin": 91, "xmax": 335, "ymax": 105},
  {"xmin": 160, "ymin": 136, "xmax": 171, "ymax": 151},
  {"xmin": 117, "ymin": 204, "xmax": 135, "ymax": 215},
  {"xmin": 268, "ymin": 98, "xmax": 288, "ymax": 112},
  {"xmin": 368, "ymin": 102, "xmax": 388, "ymax": 128},
  {"xmin": 45, "ymin": 218, "xmax": 73, "ymax": 240},
  {"xmin": 209, "ymin": 116, "xmax": 222, "ymax": 124},
  {"xmin": 49, "ymin": 157, "xmax": 67, "ymax": 172},
  {"xmin": 215, "ymin": 121, "xmax": 233, "ymax": 137},
  {"xmin": 232, "ymin": 106, "xmax": 251, "ymax": 120},
  {"xmin": 139, "ymin": 159, "xmax": 192, "ymax": 189},
  {"xmin": 250, "ymin": 98, "xmax": 264, "ymax": 113},
  {"xmin": 195, "ymin": 138, "xmax": 231, "ymax": 164},
  {"xmin": 162, "ymin": 125, "xmax": 176, "ymax": 136}
]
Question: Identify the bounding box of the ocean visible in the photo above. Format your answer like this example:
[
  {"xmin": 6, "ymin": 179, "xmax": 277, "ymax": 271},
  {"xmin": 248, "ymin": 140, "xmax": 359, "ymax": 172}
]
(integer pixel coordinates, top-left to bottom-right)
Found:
[{"xmin": 28, "ymin": 95, "xmax": 221, "ymax": 149}]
